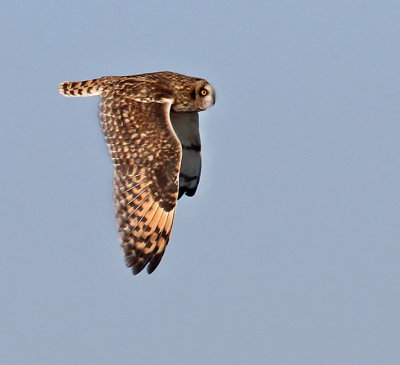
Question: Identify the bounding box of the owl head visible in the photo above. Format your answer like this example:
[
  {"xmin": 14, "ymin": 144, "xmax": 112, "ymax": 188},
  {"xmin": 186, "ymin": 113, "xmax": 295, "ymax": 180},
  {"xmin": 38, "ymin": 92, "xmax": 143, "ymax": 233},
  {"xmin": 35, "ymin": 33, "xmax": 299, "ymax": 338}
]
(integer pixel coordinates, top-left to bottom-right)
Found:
[
  {"xmin": 193, "ymin": 81, "xmax": 216, "ymax": 111},
  {"xmin": 171, "ymin": 76, "xmax": 216, "ymax": 113}
]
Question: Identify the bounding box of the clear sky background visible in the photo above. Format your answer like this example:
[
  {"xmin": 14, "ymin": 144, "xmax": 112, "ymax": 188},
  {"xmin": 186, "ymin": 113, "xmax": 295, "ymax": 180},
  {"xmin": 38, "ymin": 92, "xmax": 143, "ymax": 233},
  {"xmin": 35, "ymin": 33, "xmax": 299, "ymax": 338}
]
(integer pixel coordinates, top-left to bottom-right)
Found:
[{"xmin": 1, "ymin": 1, "xmax": 400, "ymax": 364}]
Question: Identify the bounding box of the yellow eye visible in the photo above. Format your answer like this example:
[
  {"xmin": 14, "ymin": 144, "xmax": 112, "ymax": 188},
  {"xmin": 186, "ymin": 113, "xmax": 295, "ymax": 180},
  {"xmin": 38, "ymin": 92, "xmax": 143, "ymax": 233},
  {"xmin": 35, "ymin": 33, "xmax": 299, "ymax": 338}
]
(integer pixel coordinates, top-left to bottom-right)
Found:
[{"xmin": 200, "ymin": 89, "xmax": 208, "ymax": 96}]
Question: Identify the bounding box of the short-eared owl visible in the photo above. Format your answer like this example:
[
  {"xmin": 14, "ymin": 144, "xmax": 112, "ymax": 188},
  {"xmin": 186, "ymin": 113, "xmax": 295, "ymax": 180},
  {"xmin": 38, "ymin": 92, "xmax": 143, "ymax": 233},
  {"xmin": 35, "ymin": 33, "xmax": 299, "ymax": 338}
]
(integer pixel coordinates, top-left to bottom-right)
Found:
[{"xmin": 58, "ymin": 71, "xmax": 215, "ymax": 275}]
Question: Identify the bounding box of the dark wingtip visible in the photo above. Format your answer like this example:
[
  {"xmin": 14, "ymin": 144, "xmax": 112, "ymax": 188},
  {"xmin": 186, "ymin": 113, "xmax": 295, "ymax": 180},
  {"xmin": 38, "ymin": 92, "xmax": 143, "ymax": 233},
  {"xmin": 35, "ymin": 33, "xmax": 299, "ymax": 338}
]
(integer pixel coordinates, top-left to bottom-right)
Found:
[
  {"xmin": 131, "ymin": 254, "xmax": 155, "ymax": 275},
  {"xmin": 126, "ymin": 254, "xmax": 147, "ymax": 275},
  {"xmin": 146, "ymin": 253, "xmax": 164, "ymax": 274},
  {"xmin": 185, "ymin": 187, "xmax": 197, "ymax": 197},
  {"xmin": 178, "ymin": 186, "xmax": 198, "ymax": 199},
  {"xmin": 178, "ymin": 187, "xmax": 186, "ymax": 199}
]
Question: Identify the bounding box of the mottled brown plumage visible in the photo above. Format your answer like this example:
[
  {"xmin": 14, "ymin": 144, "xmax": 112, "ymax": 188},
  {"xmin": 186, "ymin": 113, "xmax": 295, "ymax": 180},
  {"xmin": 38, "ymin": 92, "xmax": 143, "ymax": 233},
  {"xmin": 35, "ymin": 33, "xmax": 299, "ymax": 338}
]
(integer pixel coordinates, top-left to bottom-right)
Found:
[{"xmin": 58, "ymin": 71, "xmax": 215, "ymax": 274}]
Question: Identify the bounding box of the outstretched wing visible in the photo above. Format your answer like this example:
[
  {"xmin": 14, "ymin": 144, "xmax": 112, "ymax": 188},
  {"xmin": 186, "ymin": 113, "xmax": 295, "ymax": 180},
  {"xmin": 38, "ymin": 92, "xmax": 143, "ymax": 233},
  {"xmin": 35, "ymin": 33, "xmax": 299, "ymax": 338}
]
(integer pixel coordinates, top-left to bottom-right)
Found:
[
  {"xmin": 99, "ymin": 82, "xmax": 182, "ymax": 274},
  {"xmin": 170, "ymin": 111, "xmax": 202, "ymax": 198}
]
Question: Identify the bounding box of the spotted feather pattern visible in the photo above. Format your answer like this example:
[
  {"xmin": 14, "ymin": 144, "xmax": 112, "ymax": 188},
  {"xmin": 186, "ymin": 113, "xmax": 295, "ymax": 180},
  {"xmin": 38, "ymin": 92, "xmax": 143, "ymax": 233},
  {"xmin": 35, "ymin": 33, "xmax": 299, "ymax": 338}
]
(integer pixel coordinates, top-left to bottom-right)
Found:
[
  {"xmin": 98, "ymin": 83, "xmax": 181, "ymax": 274},
  {"xmin": 113, "ymin": 167, "xmax": 176, "ymax": 274},
  {"xmin": 58, "ymin": 78, "xmax": 104, "ymax": 97}
]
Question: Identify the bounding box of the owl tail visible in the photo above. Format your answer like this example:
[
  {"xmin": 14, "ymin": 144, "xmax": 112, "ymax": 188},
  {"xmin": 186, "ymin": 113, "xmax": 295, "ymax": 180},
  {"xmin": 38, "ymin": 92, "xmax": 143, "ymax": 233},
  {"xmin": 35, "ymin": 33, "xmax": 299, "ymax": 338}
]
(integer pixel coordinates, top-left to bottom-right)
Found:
[{"xmin": 58, "ymin": 78, "xmax": 103, "ymax": 97}]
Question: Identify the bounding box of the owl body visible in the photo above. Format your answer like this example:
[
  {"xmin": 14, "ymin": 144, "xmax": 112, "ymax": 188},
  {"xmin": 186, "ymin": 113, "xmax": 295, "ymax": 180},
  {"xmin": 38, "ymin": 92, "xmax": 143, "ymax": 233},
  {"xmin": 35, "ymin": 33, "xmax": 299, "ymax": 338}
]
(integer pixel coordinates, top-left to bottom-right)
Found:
[{"xmin": 59, "ymin": 71, "xmax": 215, "ymax": 274}]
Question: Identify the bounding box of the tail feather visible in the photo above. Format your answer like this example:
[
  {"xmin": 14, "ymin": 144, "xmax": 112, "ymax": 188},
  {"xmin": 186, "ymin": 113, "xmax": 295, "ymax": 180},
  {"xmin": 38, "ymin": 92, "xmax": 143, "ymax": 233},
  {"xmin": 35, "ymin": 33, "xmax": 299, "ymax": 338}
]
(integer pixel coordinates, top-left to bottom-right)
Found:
[{"xmin": 58, "ymin": 78, "xmax": 104, "ymax": 97}]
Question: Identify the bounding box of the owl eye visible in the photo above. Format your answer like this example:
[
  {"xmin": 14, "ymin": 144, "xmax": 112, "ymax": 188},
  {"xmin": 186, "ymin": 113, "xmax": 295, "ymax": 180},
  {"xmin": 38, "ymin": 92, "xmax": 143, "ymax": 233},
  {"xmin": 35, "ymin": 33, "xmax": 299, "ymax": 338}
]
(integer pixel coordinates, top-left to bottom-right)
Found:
[{"xmin": 199, "ymin": 88, "xmax": 208, "ymax": 97}]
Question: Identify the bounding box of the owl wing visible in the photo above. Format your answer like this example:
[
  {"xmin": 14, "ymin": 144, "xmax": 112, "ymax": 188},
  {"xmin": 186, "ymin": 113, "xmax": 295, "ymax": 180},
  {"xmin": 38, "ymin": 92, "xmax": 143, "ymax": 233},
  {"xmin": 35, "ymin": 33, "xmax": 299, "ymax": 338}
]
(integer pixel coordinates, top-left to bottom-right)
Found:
[
  {"xmin": 170, "ymin": 111, "xmax": 202, "ymax": 199},
  {"xmin": 99, "ymin": 84, "xmax": 182, "ymax": 274}
]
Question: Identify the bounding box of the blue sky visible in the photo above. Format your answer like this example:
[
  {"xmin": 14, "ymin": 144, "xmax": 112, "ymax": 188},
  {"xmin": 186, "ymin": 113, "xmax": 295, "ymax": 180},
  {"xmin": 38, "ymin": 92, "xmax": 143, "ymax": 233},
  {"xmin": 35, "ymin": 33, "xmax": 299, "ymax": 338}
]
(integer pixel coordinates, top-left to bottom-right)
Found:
[{"xmin": 1, "ymin": 1, "xmax": 400, "ymax": 364}]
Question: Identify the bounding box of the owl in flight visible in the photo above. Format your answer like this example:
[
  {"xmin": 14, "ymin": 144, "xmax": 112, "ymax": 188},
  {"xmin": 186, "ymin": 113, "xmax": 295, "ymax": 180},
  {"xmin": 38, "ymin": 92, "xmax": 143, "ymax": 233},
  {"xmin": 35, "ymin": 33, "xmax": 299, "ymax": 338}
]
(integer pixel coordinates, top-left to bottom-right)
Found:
[{"xmin": 59, "ymin": 71, "xmax": 216, "ymax": 275}]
